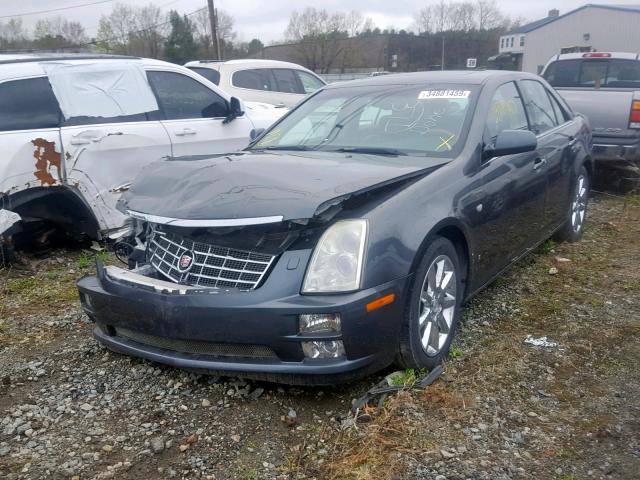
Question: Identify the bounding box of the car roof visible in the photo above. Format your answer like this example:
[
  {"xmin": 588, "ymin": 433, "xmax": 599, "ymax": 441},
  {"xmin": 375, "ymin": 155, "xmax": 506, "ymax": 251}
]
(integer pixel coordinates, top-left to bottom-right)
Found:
[
  {"xmin": 324, "ymin": 70, "xmax": 540, "ymax": 89},
  {"xmin": 548, "ymin": 52, "xmax": 640, "ymax": 61},
  {"xmin": 186, "ymin": 58, "xmax": 314, "ymax": 71},
  {"xmin": 0, "ymin": 53, "xmax": 140, "ymax": 65}
]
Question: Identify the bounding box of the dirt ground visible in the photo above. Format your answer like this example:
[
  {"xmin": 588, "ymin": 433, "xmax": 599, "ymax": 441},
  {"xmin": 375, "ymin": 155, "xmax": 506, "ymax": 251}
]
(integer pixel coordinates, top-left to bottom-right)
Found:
[{"xmin": 1, "ymin": 193, "xmax": 639, "ymax": 480}]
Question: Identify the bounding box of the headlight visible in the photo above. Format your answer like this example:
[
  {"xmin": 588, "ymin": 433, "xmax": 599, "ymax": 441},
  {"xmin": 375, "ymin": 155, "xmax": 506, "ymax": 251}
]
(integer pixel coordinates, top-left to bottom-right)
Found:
[{"xmin": 302, "ymin": 219, "xmax": 367, "ymax": 293}]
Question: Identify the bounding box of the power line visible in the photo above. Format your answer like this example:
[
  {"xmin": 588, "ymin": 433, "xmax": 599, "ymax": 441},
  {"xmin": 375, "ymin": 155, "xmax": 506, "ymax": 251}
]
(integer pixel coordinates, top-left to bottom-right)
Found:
[{"xmin": 0, "ymin": 0, "xmax": 117, "ymax": 20}]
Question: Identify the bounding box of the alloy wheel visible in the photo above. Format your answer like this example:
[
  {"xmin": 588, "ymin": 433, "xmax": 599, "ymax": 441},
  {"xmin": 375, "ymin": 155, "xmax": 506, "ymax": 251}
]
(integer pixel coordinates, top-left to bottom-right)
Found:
[
  {"xmin": 418, "ymin": 255, "xmax": 457, "ymax": 357},
  {"xmin": 571, "ymin": 174, "xmax": 588, "ymax": 233}
]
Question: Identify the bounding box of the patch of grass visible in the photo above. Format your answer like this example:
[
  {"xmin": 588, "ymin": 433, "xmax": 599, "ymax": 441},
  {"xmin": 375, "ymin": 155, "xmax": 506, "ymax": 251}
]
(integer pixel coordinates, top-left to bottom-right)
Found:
[
  {"xmin": 5, "ymin": 277, "xmax": 39, "ymax": 295},
  {"xmin": 540, "ymin": 239, "xmax": 556, "ymax": 254},
  {"xmin": 239, "ymin": 467, "xmax": 258, "ymax": 480},
  {"xmin": 448, "ymin": 344, "xmax": 463, "ymax": 359},
  {"xmin": 389, "ymin": 368, "xmax": 428, "ymax": 387},
  {"xmin": 76, "ymin": 252, "xmax": 93, "ymax": 269}
]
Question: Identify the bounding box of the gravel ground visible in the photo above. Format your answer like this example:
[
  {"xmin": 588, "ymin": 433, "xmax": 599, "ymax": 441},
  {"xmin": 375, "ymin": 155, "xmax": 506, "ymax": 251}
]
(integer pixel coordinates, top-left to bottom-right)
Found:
[{"xmin": 1, "ymin": 193, "xmax": 639, "ymax": 480}]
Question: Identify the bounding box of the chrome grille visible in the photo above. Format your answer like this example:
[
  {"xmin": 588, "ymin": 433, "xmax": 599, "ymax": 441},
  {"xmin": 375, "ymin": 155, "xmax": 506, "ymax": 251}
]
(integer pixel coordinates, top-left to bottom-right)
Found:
[{"xmin": 148, "ymin": 229, "xmax": 275, "ymax": 290}]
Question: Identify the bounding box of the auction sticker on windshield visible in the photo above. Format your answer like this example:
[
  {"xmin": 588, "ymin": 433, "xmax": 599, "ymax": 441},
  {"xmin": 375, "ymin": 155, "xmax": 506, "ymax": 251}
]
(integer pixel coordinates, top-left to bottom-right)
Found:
[{"xmin": 418, "ymin": 90, "xmax": 471, "ymax": 99}]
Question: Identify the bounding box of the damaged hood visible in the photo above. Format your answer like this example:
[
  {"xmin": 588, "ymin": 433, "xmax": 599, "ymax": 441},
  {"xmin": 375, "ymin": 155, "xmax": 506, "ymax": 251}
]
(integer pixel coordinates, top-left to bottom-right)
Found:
[{"xmin": 119, "ymin": 151, "xmax": 449, "ymax": 221}]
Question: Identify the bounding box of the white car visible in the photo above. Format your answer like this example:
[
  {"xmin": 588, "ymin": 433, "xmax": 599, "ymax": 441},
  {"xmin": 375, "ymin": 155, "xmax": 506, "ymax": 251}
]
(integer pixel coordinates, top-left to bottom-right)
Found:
[
  {"xmin": 186, "ymin": 59, "xmax": 326, "ymax": 108},
  {"xmin": 0, "ymin": 53, "xmax": 284, "ymax": 246}
]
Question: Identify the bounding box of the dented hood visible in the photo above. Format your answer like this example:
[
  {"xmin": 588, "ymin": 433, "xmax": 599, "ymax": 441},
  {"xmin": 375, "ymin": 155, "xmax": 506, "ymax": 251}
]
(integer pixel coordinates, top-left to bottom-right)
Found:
[{"xmin": 120, "ymin": 151, "xmax": 449, "ymax": 221}]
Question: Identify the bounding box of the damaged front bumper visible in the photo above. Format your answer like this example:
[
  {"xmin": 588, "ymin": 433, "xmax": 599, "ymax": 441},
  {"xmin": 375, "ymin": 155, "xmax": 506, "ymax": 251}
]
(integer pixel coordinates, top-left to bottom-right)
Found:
[{"xmin": 77, "ymin": 258, "xmax": 409, "ymax": 384}]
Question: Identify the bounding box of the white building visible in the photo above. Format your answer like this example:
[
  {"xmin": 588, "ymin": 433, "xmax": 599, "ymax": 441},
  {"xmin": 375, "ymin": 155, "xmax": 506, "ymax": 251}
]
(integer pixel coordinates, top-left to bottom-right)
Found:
[{"xmin": 495, "ymin": 4, "xmax": 640, "ymax": 73}]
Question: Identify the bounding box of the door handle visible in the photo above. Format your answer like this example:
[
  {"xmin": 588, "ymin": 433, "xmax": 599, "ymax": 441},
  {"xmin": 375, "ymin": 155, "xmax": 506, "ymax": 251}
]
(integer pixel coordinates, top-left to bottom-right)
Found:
[
  {"xmin": 533, "ymin": 157, "xmax": 547, "ymax": 171},
  {"xmin": 174, "ymin": 128, "xmax": 196, "ymax": 136},
  {"xmin": 69, "ymin": 137, "xmax": 91, "ymax": 145}
]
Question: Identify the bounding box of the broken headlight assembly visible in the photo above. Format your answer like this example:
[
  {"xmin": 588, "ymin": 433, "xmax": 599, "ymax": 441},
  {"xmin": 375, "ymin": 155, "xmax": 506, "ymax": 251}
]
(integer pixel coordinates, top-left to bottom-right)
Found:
[{"xmin": 302, "ymin": 219, "xmax": 367, "ymax": 293}]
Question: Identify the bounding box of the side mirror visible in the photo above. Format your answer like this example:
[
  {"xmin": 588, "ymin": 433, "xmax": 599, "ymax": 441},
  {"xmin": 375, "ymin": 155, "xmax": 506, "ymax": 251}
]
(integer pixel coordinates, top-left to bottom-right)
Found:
[
  {"xmin": 250, "ymin": 128, "xmax": 265, "ymax": 141},
  {"xmin": 224, "ymin": 97, "xmax": 244, "ymax": 124},
  {"xmin": 484, "ymin": 130, "xmax": 537, "ymax": 159}
]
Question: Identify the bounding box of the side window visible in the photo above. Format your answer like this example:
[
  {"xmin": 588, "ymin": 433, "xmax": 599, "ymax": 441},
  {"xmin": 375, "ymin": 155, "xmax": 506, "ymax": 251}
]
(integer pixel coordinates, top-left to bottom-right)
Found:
[
  {"xmin": 232, "ymin": 69, "xmax": 273, "ymax": 91},
  {"xmin": 147, "ymin": 71, "xmax": 229, "ymax": 120},
  {"xmin": 546, "ymin": 89, "xmax": 569, "ymax": 124},
  {"xmin": 272, "ymin": 69, "xmax": 302, "ymax": 94},
  {"xmin": 188, "ymin": 67, "xmax": 221, "ymax": 86},
  {"xmin": 485, "ymin": 82, "xmax": 528, "ymax": 140},
  {"xmin": 295, "ymin": 71, "xmax": 324, "ymax": 94},
  {"xmin": 519, "ymin": 80, "xmax": 558, "ymax": 134},
  {"xmin": 0, "ymin": 77, "xmax": 61, "ymax": 132}
]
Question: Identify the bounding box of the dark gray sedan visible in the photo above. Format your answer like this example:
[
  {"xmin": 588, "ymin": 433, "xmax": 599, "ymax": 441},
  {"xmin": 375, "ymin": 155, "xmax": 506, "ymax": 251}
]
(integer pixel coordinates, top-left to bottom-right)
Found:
[{"xmin": 78, "ymin": 70, "xmax": 592, "ymax": 384}]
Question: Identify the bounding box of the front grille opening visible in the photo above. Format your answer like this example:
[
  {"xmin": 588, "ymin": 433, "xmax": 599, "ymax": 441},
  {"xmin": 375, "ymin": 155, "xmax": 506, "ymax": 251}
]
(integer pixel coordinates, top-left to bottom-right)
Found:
[
  {"xmin": 115, "ymin": 327, "xmax": 278, "ymax": 360},
  {"xmin": 147, "ymin": 228, "xmax": 276, "ymax": 291}
]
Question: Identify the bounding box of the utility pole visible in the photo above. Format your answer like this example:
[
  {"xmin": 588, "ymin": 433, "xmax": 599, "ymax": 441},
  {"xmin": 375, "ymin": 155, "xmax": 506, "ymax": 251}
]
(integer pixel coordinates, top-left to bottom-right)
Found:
[
  {"xmin": 207, "ymin": 0, "xmax": 221, "ymax": 60},
  {"xmin": 441, "ymin": 34, "xmax": 445, "ymax": 71}
]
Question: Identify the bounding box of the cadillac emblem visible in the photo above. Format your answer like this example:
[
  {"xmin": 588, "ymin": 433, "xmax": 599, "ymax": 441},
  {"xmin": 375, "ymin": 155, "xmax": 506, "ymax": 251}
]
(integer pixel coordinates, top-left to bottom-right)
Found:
[{"xmin": 177, "ymin": 252, "xmax": 194, "ymax": 272}]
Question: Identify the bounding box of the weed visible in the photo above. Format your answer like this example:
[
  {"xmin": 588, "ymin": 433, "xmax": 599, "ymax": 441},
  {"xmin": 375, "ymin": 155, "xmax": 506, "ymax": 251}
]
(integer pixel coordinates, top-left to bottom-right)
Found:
[
  {"xmin": 76, "ymin": 252, "xmax": 93, "ymax": 270},
  {"xmin": 541, "ymin": 239, "xmax": 556, "ymax": 254},
  {"xmin": 389, "ymin": 368, "xmax": 428, "ymax": 386},
  {"xmin": 239, "ymin": 467, "xmax": 258, "ymax": 480},
  {"xmin": 448, "ymin": 344, "xmax": 463, "ymax": 359}
]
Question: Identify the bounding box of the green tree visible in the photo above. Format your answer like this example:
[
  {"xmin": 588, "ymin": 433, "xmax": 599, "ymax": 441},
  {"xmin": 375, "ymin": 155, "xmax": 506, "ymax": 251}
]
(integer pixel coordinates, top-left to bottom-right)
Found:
[
  {"xmin": 247, "ymin": 38, "xmax": 264, "ymax": 55},
  {"xmin": 164, "ymin": 10, "xmax": 197, "ymax": 64}
]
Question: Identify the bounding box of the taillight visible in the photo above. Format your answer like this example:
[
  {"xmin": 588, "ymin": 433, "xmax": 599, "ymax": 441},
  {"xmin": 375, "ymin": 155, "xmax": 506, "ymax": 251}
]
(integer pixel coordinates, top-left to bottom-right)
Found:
[{"xmin": 630, "ymin": 100, "xmax": 640, "ymax": 129}]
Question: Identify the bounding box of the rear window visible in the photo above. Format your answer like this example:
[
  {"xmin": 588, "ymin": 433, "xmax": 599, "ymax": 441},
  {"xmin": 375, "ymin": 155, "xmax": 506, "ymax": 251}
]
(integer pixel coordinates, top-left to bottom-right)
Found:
[
  {"xmin": 544, "ymin": 59, "xmax": 640, "ymax": 88},
  {"xmin": 188, "ymin": 67, "xmax": 221, "ymax": 85}
]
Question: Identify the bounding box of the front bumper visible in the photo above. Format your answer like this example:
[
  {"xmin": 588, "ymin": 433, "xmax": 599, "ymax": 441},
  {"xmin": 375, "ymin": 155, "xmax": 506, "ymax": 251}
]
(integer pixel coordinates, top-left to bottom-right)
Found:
[
  {"xmin": 77, "ymin": 256, "xmax": 410, "ymax": 384},
  {"xmin": 592, "ymin": 135, "xmax": 640, "ymax": 162}
]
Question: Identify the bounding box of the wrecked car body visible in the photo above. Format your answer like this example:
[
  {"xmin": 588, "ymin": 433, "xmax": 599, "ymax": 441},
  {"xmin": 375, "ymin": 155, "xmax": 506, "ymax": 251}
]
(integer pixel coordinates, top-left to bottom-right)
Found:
[
  {"xmin": 78, "ymin": 71, "xmax": 593, "ymax": 384},
  {"xmin": 0, "ymin": 53, "xmax": 284, "ymax": 258}
]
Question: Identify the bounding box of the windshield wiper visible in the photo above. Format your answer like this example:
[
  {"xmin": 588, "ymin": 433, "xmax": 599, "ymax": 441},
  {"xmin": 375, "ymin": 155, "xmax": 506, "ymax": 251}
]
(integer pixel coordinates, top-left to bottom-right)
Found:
[
  {"xmin": 259, "ymin": 145, "xmax": 313, "ymax": 151},
  {"xmin": 331, "ymin": 147, "xmax": 408, "ymax": 156}
]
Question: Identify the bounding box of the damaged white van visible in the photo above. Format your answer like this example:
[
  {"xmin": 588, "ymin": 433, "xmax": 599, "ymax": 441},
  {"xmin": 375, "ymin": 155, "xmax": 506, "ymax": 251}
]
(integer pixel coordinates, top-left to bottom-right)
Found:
[{"xmin": 0, "ymin": 53, "xmax": 284, "ymax": 256}]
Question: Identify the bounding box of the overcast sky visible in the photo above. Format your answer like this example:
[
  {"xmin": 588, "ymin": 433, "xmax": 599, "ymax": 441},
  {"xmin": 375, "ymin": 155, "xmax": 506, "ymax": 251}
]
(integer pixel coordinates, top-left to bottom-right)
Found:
[{"xmin": 3, "ymin": 0, "xmax": 640, "ymax": 43}]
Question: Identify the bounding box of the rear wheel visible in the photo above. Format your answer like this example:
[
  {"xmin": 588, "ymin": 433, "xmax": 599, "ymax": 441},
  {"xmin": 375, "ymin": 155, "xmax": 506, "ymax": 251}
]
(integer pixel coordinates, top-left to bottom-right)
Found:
[
  {"xmin": 555, "ymin": 166, "xmax": 589, "ymax": 243},
  {"xmin": 397, "ymin": 237, "xmax": 463, "ymax": 369}
]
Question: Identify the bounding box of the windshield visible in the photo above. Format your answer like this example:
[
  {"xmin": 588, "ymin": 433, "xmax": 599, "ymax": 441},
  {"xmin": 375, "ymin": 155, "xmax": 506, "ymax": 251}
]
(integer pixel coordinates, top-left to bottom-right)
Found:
[{"xmin": 250, "ymin": 84, "xmax": 478, "ymax": 157}]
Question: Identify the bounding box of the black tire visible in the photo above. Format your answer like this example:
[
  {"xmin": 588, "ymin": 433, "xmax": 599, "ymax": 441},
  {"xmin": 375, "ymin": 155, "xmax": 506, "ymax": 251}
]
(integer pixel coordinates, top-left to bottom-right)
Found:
[
  {"xmin": 397, "ymin": 236, "xmax": 463, "ymax": 370},
  {"xmin": 554, "ymin": 166, "xmax": 590, "ymax": 243}
]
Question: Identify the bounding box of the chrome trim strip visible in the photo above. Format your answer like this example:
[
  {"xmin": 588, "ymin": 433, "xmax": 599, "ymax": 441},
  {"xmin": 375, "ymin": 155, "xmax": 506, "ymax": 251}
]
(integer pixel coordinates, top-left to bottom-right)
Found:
[
  {"xmin": 104, "ymin": 266, "xmax": 203, "ymax": 295},
  {"xmin": 127, "ymin": 210, "xmax": 283, "ymax": 227}
]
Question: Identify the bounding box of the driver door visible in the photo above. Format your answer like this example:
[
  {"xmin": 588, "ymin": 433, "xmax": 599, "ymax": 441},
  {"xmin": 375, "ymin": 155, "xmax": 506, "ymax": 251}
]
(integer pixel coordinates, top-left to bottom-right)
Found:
[{"xmin": 146, "ymin": 69, "xmax": 254, "ymax": 157}]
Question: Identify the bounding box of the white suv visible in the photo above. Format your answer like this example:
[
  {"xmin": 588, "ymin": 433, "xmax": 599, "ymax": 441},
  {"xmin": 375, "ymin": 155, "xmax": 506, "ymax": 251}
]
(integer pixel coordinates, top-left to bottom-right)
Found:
[
  {"xmin": 0, "ymin": 53, "xmax": 284, "ymax": 247},
  {"xmin": 186, "ymin": 59, "xmax": 326, "ymax": 108}
]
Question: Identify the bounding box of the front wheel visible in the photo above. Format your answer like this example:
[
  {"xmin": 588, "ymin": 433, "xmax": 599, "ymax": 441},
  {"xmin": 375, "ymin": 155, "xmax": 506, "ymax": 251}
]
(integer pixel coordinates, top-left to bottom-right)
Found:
[
  {"xmin": 397, "ymin": 237, "xmax": 463, "ymax": 369},
  {"xmin": 555, "ymin": 166, "xmax": 590, "ymax": 243}
]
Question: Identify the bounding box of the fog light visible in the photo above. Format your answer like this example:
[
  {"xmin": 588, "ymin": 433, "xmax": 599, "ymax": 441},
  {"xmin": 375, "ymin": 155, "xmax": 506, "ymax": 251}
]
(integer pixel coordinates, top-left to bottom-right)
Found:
[
  {"xmin": 302, "ymin": 340, "xmax": 346, "ymax": 359},
  {"xmin": 299, "ymin": 313, "xmax": 341, "ymax": 334}
]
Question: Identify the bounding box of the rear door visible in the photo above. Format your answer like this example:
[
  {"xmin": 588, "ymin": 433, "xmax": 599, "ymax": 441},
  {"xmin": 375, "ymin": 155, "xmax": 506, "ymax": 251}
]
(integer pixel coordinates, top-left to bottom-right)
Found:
[
  {"xmin": 230, "ymin": 68, "xmax": 277, "ymax": 105},
  {"xmin": 0, "ymin": 76, "xmax": 63, "ymax": 198},
  {"xmin": 518, "ymin": 79, "xmax": 570, "ymax": 233},
  {"xmin": 60, "ymin": 110, "xmax": 172, "ymax": 233},
  {"xmin": 271, "ymin": 68, "xmax": 306, "ymax": 108},
  {"xmin": 146, "ymin": 69, "xmax": 254, "ymax": 157}
]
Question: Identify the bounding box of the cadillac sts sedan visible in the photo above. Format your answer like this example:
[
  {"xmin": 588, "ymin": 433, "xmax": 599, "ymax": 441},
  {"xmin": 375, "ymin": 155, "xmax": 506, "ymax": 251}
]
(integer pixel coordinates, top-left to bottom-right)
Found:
[{"xmin": 77, "ymin": 71, "xmax": 592, "ymax": 384}]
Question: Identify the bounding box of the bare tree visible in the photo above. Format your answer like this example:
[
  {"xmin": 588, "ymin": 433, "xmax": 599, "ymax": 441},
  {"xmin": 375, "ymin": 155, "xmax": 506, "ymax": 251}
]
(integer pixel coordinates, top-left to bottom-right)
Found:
[
  {"xmin": 476, "ymin": 0, "xmax": 503, "ymax": 30},
  {"xmin": 285, "ymin": 8, "xmax": 374, "ymax": 73},
  {"xmin": 34, "ymin": 17, "xmax": 88, "ymax": 46},
  {"xmin": 194, "ymin": 8, "xmax": 236, "ymax": 57}
]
